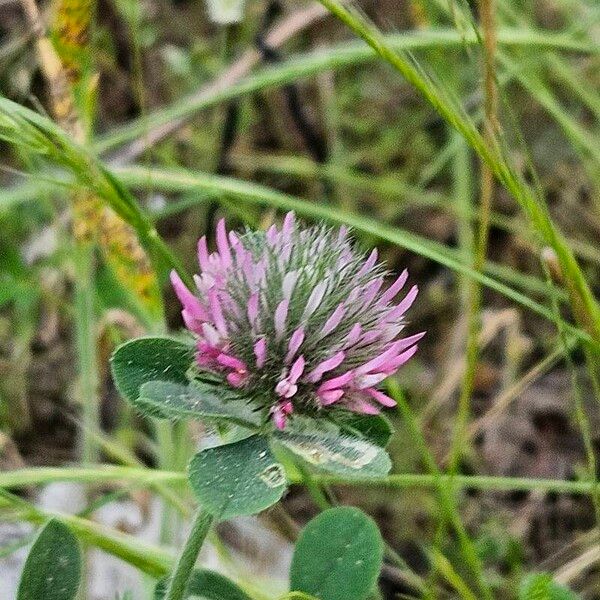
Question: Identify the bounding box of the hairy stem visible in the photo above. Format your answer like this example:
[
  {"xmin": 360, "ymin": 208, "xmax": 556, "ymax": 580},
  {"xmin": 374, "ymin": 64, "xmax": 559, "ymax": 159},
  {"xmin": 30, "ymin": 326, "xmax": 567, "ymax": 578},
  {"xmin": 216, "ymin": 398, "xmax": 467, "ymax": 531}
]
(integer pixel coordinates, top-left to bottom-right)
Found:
[{"xmin": 163, "ymin": 508, "xmax": 214, "ymax": 600}]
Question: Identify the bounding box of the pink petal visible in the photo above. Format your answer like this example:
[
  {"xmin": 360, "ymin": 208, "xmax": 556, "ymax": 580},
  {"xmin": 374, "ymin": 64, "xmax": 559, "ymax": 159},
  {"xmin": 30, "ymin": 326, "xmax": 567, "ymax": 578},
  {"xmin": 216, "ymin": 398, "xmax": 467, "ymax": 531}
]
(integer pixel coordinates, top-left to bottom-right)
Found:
[
  {"xmin": 279, "ymin": 242, "xmax": 292, "ymax": 265},
  {"xmin": 364, "ymin": 388, "xmax": 397, "ymax": 407},
  {"xmin": 196, "ymin": 354, "xmax": 215, "ymax": 368},
  {"xmin": 317, "ymin": 371, "xmax": 354, "ymax": 392},
  {"xmin": 243, "ymin": 256, "xmax": 258, "ymax": 287},
  {"xmin": 346, "ymin": 286, "xmax": 361, "ymax": 304},
  {"xmin": 208, "ymin": 289, "xmax": 227, "ymax": 337},
  {"xmin": 355, "ymin": 372, "xmax": 389, "ymax": 389},
  {"xmin": 219, "ymin": 291, "xmax": 239, "ymax": 317},
  {"xmin": 377, "ymin": 270, "xmax": 408, "ymax": 306},
  {"xmin": 302, "ymin": 281, "xmax": 328, "ymax": 320},
  {"xmin": 217, "ymin": 353, "xmax": 246, "ymax": 371},
  {"xmin": 216, "ymin": 219, "xmax": 232, "ymax": 268},
  {"xmin": 307, "ymin": 351, "xmax": 345, "ymax": 383},
  {"xmin": 356, "ymin": 248, "xmax": 378, "ymax": 277},
  {"xmin": 227, "ymin": 372, "xmax": 247, "ymax": 387},
  {"xmin": 318, "ymin": 389, "xmax": 345, "ymax": 405},
  {"xmin": 282, "ymin": 271, "xmax": 298, "ymax": 300},
  {"xmin": 355, "ymin": 340, "xmax": 406, "ymax": 376},
  {"xmin": 275, "ymin": 356, "xmax": 305, "ymax": 399},
  {"xmin": 201, "ymin": 323, "xmax": 221, "ymax": 346},
  {"xmin": 338, "ymin": 248, "xmax": 353, "ymax": 269},
  {"xmin": 197, "ymin": 237, "xmax": 210, "ymax": 271},
  {"xmin": 384, "ymin": 285, "xmax": 419, "ymax": 322},
  {"xmin": 274, "ymin": 299, "xmax": 289, "ymax": 339},
  {"xmin": 344, "ymin": 323, "xmax": 362, "ymax": 347},
  {"xmin": 247, "ymin": 293, "xmax": 259, "ymax": 327},
  {"xmin": 170, "ymin": 270, "xmax": 204, "ymax": 315},
  {"xmin": 319, "ymin": 303, "xmax": 346, "ymax": 338},
  {"xmin": 286, "ymin": 327, "xmax": 305, "ymax": 363},
  {"xmin": 379, "ymin": 323, "xmax": 406, "ymax": 344},
  {"xmin": 360, "ymin": 278, "xmax": 383, "ymax": 308},
  {"xmin": 193, "ymin": 273, "xmax": 214, "ymax": 296},
  {"xmin": 196, "ymin": 341, "xmax": 220, "ymax": 367},
  {"xmin": 254, "ymin": 338, "xmax": 267, "ymax": 368},
  {"xmin": 255, "ymin": 259, "xmax": 266, "ymax": 285},
  {"xmin": 266, "ymin": 224, "xmax": 278, "ymax": 245},
  {"xmin": 271, "ymin": 406, "xmax": 287, "ymax": 430},
  {"xmin": 395, "ymin": 331, "xmax": 426, "ymax": 350},
  {"xmin": 395, "ymin": 284, "xmax": 419, "ymax": 314},
  {"xmin": 282, "ymin": 212, "xmax": 295, "ymax": 240},
  {"xmin": 359, "ymin": 330, "xmax": 381, "ymax": 346},
  {"xmin": 275, "ymin": 379, "xmax": 298, "ymax": 398},
  {"xmin": 289, "ymin": 356, "xmax": 305, "ymax": 384},
  {"xmin": 197, "ymin": 340, "xmax": 220, "ymax": 357},
  {"xmin": 233, "ymin": 239, "xmax": 248, "ymax": 264},
  {"xmin": 182, "ymin": 310, "xmax": 203, "ymax": 334},
  {"xmin": 380, "ymin": 344, "xmax": 420, "ymax": 374}
]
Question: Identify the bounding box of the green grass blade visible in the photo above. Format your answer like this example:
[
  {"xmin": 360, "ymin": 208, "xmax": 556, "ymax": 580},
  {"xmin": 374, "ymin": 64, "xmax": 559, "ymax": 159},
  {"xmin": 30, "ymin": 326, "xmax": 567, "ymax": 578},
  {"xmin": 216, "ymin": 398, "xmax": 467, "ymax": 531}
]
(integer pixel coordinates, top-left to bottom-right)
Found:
[
  {"xmin": 114, "ymin": 165, "xmax": 597, "ymax": 350},
  {"xmin": 95, "ymin": 29, "xmax": 599, "ymax": 157},
  {"xmin": 0, "ymin": 97, "xmax": 192, "ymax": 288},
  {"xmin": 314, "ymin": 0, "xmax": 600, "ymax": 342},
  {"xmin": 2, "ymin": 465, "xmax": 599, "ymax": 496}
]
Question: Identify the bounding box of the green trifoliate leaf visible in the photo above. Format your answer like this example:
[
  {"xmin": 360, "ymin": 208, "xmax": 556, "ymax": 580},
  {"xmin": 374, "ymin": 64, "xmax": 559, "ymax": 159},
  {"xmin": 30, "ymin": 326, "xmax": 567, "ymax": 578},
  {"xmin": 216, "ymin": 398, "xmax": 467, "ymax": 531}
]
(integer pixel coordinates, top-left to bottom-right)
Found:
[
  {"xmin": 154, "ymin": 569, "xmax": 252, "ymax": 600},
  {"xmin": 335, "ymin": 412, "xmax": 394, "ymax": 448},
  {"xmin": 290, "ymin": 507, "xmax": 384, "ymax": 600},
  {"xmin": 275, "ymin": 419, "xmax": 392, "ymax": 478},
  {"xmin": 189, "ymin": 434, "xmax": 287, "ymax": 520},
  {"xmin": 518, "ymin": 573, "xmax": 579, "ymax": 600},
  {"xmin": 17, "ymin": 519, "xmax": 82, "ymax": 600},
  {"xmin": 137, "ymin": 380, "xmax": 263, "ymax": 427},
  {"xmin": 110, "ymin": 336, "xmax": 194, "ymax": 404}
]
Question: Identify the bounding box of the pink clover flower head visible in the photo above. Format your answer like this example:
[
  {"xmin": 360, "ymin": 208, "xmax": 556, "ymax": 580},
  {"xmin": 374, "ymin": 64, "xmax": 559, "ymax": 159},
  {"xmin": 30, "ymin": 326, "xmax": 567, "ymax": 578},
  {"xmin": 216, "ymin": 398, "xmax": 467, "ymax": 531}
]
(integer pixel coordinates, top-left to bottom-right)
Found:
[{"xmin": 171, "ymin": 212, "xmax": 423, "ymax": 429}]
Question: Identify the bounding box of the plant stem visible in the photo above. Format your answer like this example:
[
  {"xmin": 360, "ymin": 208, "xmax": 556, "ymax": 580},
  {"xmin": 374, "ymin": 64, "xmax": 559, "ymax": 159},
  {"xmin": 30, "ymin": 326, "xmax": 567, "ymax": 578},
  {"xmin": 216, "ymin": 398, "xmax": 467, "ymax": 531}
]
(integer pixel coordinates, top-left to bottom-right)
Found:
[
  {"xmin": 387, "ymin": 381, "xmax": 492, "ymax": 599},
  {"xmin": 541, "ymin": 259, "xmax": 600, "ymax": 524},
  {"xmin": 74, "ymin": 241, "xmax": 99, "ymax": 465},
  {"xmin": 450, "ymin": 0, "xmax": 498, "ymax": 473},
  {"xmin": 291, "ymin": 457, "xmax": 332, "ymax": 511},
  {"xmin": 163, "ymin": 508, "xmax": 213, "ymax": 600},
  {"xmin": 5, "ymin": 465, "xmax": 600, "ymax": 497}
]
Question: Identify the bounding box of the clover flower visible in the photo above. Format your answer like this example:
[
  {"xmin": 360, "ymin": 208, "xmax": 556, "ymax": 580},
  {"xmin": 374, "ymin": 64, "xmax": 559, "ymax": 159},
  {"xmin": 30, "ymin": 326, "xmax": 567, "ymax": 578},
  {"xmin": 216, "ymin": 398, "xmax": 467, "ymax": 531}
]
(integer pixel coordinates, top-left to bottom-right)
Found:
[{"xmin": 171, "ymin": 213, "xmax": 423, "ymax": 429}]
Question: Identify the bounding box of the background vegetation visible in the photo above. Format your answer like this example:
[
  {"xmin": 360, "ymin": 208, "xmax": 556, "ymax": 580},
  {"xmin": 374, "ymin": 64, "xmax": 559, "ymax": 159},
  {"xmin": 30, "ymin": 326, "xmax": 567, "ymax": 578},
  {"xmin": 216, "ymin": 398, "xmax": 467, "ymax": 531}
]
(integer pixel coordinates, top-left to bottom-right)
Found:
[{"xmin": 0, "ymin": 0, "xmax": 599, "ymax": 597}]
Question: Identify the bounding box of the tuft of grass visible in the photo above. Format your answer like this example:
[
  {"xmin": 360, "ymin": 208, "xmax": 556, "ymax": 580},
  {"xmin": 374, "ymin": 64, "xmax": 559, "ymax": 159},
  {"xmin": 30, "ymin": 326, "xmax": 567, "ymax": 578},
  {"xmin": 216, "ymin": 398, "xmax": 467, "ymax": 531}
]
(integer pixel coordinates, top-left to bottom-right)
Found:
[
  {"xmin": 0, "ymin": 97, "xmax": 190, "ymax": 289},
  {"xmin": 315, "ymin": 0, "xmax": 600, "ymax": 345}
]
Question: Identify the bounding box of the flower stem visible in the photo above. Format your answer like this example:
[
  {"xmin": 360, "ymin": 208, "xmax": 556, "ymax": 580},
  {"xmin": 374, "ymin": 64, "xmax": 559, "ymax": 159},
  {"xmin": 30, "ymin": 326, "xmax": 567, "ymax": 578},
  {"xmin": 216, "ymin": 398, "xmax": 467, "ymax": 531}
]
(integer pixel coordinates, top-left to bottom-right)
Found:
[{"xmin": 163, "ymin": 508, "xmax": 213, "ymax": 600}]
